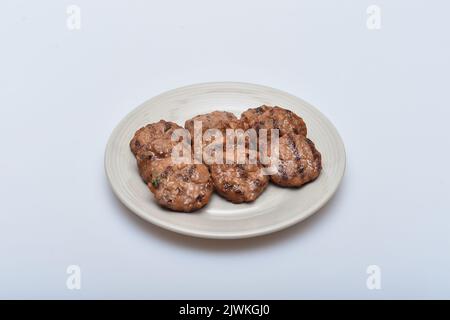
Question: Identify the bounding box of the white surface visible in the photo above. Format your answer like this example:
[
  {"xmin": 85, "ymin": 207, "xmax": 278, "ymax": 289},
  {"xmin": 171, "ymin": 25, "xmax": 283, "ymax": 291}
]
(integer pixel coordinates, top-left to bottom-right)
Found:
[
  {"xmin": 0, "ymin": 0, "xmax": 449, "ymax": 299},
  {"xmin": 105, "ymin": 82, "xmax": 346, "ymax": 239}
]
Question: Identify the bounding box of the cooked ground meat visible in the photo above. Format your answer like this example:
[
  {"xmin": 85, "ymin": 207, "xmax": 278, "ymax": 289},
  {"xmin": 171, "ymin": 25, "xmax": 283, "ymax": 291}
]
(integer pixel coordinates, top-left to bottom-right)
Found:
[
  {"xmin": 185, "ymin": 111, "xmax": 242, "ymax": 148},
  {"xmin": 210, "ymin": 162, "xmax": 269, "ymax": 203},
  {"xmin": 129, "ymin": 106, "xmax": 320, "ymax": 212},
  {"xmin": 130, "ymin": 120, "xmax": 184, "ymax": 160},
  {"xmin": 209, "ymin": 146, "xmax": 269, "ymax": 204},
  {"xmin": 146, "ymin": 157, "xmax": 213, "ymax": 212},
  {"xmin": 241, "ymin": 105, "xmax": 307, "ymax": 137},
  {"xmin": 269, "ymin": 134, "xmax": 322, "ymax": 187},
  {"xmin": 185, "ymin": 111, "xmax": 242, "ymax": 138}
]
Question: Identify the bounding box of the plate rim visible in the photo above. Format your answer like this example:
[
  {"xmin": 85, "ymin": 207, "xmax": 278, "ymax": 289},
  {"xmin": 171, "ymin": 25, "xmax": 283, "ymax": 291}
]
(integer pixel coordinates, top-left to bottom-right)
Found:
[{"xmin": 105, "ymin": 81, "xmax": 346, "ymax": 239}]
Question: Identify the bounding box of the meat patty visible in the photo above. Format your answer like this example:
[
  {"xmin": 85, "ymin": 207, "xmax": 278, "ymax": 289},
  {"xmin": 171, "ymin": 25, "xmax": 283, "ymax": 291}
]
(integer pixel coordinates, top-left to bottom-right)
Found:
[
  {"xmin": 269, "ymin": 134, "xmax": 322, "ymax": 187},
  {"xmin": 185, "ymin": 111, "xmax": 242, "ymax": 149},
  {"xmin": 210, "ymin": 163, "xmax": 269, "ymax": 203},
  {"xmin": 185, "ymin": 111, "xmax": 242, "ymax": 138},
  {"xmin": 130, "ymin": 120, "xmax": 183, "ymax": 160},
  {"xmin": 209, "ymin": 146, "xmax": 269, "ymax": 203},
  {"xmin": 241, "ymin": 105, "xmax": 307, "ymax": 137},
  {"xmin": 146, "ymin": 157, "xmax": 213, "ymax": 212}
]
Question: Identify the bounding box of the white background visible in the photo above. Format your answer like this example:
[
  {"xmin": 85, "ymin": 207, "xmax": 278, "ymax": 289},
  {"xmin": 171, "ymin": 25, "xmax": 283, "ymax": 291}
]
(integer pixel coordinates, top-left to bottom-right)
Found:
[{"xmin": 1, "ymin": 0, "xmax": 449, "ymax": 299}]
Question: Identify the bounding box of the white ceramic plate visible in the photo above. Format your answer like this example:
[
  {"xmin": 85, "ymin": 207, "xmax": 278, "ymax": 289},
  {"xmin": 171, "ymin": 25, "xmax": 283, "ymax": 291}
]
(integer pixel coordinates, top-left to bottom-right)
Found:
[{"xmin": 105, "ymin": 82, "xmax": 346, "ymax": 239}]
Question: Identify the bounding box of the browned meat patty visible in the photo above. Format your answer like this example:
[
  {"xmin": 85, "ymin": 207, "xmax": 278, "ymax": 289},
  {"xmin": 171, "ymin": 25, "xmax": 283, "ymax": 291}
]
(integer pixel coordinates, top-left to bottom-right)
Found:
[
  {"xmin": 210, "ymin": 162, "xmax": 269, "ymax": 203},
  {"xmin": 185, "ymin": 111, "xmax": 242, "ymax": 148},
  {"xmin": 241, "ymin": 105, "xmax": 307, "ymax": 137},
  {"xmin": 269, "ymin": 134, "xmax": 322, "ymax": 187},
  {"xmin": 185, "ymin": 111, "xmax": 242, "ymax": 138},
  {"xmin": 185, "ymin": 111, "xmax": 243, "ymax": 165},
  {"xmin": 130, "ymin": 120, "xmax": 183, "ymax": 160},
  {"xmin": 209, "ymin": 146, "xmax": 269, "ymax": 203},
  {"xmin": 146, "ymin": 157, "xmax": 213, "ymax": 212}
]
